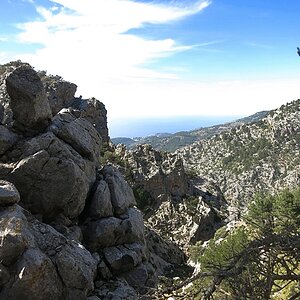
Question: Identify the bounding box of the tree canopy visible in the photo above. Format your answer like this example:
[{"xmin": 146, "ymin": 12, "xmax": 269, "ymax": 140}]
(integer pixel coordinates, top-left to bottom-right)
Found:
[{"xmin": 174, "ymin": 188, "xmax": 300, "ymax": 300}]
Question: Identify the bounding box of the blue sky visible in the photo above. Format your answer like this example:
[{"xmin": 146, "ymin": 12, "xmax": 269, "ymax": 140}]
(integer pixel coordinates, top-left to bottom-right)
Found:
[{"xmin": 1, "ymin": 0, "xmax": 300, "ymax": 136}]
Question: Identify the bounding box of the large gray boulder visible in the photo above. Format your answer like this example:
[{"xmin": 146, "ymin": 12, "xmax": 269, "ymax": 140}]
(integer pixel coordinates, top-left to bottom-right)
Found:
[
  {"xmin": 0, "ymin": 125, "xmax": 18, "ymax": 156},
  {"xmin": 72, "ymin": 97, "xmax": 109, "ymax": 144},
  {"xmin": 5, "ymin": 65, "xmax": 52, "ymax": 134},
  {"xmin": 49, "ymin": 108, "xmax": 102, "ymax": 162},
  {"xmin": 116, "ymin": 208, "xmax": 145, "ymax": 245},
  {"xmin": 0, "ymin": 205, "xmax": 34, "ymax": 266},
  {"xmin": 83, "ymin": 208, "xmax": 144, "ymax": 252},
  {"xmin": 8, "ymin": 149, "xmax": 90, "ymax": 220},
  {"xmin": 83, "ymin": 217, "xmax": 122, "ymax": 251},
  {"xmin": 5, "ymin": 132, "xmax": 95, "ymax": 221},
  {"xmin": 0, "ymin": 201, "xmax": 97, "ymax": 300},
  {"xmin": 0, "ymin": 248, "xmax": 63, "ymax": 300},
  {"xmin": 0, "ymin": 180, "xmax": 20, "ymax": 206},
  {"xmin": 96, "ymin": 279, "xmax": 138, "ymax": 300},
  {"xmin": 121, "ymin": 263, "xmax": 149, "ymax": 293},
  {"xmin": 41, "ymin": 73, "xmax": 77, "ymax": 115},
  {"xmin": 102, "ymin": 166, "xmax": 136, "ymax": 215},
  {"xmin": 87, "ymin": 180, "xmax": 113, "ymax": 219},
  {"xmin": 55, "ymin": 242, "xmax": 96, "ymax": 292},
  {"xmin": 103, "ymin": 243, "xmax": 145, "ymax": 275}
]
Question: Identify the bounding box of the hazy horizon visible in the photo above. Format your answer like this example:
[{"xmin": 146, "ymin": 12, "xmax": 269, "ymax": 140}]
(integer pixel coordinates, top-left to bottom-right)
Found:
[{"xmin": 109, "ymin": 114, "xmax": 241, "ymax": 138}]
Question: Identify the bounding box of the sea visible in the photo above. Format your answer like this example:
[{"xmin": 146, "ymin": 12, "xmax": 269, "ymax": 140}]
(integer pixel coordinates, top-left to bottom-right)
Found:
[{"xmin": 108, "ymin": 115, "xmax": 241, "ymax": 138}]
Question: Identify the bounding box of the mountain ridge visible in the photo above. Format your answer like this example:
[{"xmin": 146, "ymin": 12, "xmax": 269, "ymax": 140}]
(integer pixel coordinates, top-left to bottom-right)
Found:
[{"xmin": 112, "ymin": 110, "xmax": 269, "ymax": 152}]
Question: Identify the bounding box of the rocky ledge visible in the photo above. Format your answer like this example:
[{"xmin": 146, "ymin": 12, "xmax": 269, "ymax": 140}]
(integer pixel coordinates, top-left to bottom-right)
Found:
[{"xmin": 0, "ymin": 62, "xmax": 155, "ymax": 299}]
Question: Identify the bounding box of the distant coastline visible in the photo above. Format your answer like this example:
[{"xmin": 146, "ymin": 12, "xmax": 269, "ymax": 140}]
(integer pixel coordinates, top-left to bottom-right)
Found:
[{"xmin": 108, "ymin": 115, "xmax": 241, "ymax": 138}]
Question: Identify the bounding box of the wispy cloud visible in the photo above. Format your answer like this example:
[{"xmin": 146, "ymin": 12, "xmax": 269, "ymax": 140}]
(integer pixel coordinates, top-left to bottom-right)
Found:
[
  {"xmin": 15, "ymin": 0, "xmax": 211, "ymax": 82},
  {"xmin": 245, "ymin": 41, "xmax": 274, "ymax": 50}
]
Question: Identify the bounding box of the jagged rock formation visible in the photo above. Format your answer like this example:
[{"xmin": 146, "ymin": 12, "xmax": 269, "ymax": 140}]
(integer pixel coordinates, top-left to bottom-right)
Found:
[
  {"xmin": 177, "ymin": 100, "xmax": 300, "ymax": 217},
  {"xmin": 114, "ymin": 144, "xmax": 227, "ymax": 259},
  {"xmin": 118, "ymin": 144, "xmax": 190, "ymax": 204},
  {"xmin": 0, "ymin": 62, "xmax": 153, "ymax": 299}
]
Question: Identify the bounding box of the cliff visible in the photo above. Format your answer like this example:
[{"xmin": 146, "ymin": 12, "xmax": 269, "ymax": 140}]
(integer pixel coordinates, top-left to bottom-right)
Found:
[{"xmin": 0, "ymin": 62, "xmax": 154, "ymax": 300}]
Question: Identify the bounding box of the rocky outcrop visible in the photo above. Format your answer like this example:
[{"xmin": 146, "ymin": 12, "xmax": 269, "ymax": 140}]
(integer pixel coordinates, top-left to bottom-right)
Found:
[
  {"xmin": 40, "ymin": 73, "xmax": 77, "ymax": 116},
  {"xmin": 0, "ymin": 62, "xmax": 152, "ymax": 299},
  {"xmin": 0, "ymin": 180, "xmax": 20, "ymax": 206},
  {"xmin": 117, "ymin": 144, "xmax": 189, "ymax": 208},
  {"xmin": 0, "ymin": 198, "xmax": 96, "ymax": 300},
  {"xmin": 176, "ymin": 99, "xmax": 300, "ymax": 218},
  {"xmin": 113, "ymin": 143, "xmax": 227, "ymax": 280},
  {"xmin": 5, "ymin": 65, "xmax": 52, "ymax": 134},
  {"xmin": 72, "ymin": 97, "xmax": 110, "ymax": 144}
]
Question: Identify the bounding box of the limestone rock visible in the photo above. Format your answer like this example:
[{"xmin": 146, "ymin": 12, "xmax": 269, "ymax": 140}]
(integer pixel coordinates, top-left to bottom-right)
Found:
[
  {"xmin": 116, "ymin": 208, "xmax": 145, "ymax": 245},
  {"xmin": 0, "ymin": 205, "xmax": 98, "ymax": 299},
  {"xmin": 72, "ymin": 97, "xmax": 109, "ymax": 144},
  {"xmin": 8, "ymin": 149, "xmax": 90, "ymax": 221},
  {"xmin": 97, "ymin": 259, "xmax": 113, "ymax": 280},
  {"xmin": 0, "ymin": 205, "xmax": 34, "ymax": 266},
  {"xmin": 87, "ymin": 179, "xmax": 113, "ymax": 219},
  {"xmin": 83, "ymin": 217, "xmax": 122, "ymax": 251},
  {"xmin": 121, "ymin": 263, "xmax": 149, "ymax": 293},
  {"xmin": 102, "ymin": 166, "xmax": 136, "ymax": 215},
  {"xmin": 0, "ymin": 125, "xmax": 18, "ymax": 155},
  {"xmin": 0, "ymin": 180, "xmax": 20, "ymax": 206},
  {"xmin": 83, "ymin": 208, "xmax": 144, "ymax": 252},
  {"xmin": 0, "ymin": 248, "xmax": 63, "ymax": 300},
  {"xmin": 103, "ymin": 243, "xmax": 145, "ymax": 275},
  {"xmin": 5, "ymin": 65, "xmax": 52, "ymax": 134},
  {"xmin": 41, "ymin": 73, "xmax": 77, "ymax": 115},
  {"xmin": 96, "ymin": 279, "xmax": 138, "ymax": 300},
  {"xmin": 0, "ymin": 264, "xmax": 9, "ymax": 287},
  {"xmin": 117, "ymin": 144, "xmax": 189, "ymax": 217},
  {"xmin": 0, "ymin": 62, "xmax": 153, "ymax": 298},
  {"xmin": 55, "ymin": 241, "xmax": 97, "ymax": 293},
  {"xmin": 49, "ymin": 108, "xmax": 102, "ymax": 162},
  {"xmin": 3, "ymin": 131, "xmax": 96, "ymax": 221},
  {"xmin": 145, "ymin": 228, "xmax": 186, "ymax": 275}
]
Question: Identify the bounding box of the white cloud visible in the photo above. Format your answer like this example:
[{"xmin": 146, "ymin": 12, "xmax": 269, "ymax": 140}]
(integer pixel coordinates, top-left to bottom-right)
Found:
[
  {"xmin": 12, "ymin": 0, "xmax": 213, "ymax": 121},
  {"xmin": 16, "ymin": 0, "xmax": 211, "ymax": 82},
  {"xmin": 10, "ymin": 0, "xmax": 300, "ymax": 136}
]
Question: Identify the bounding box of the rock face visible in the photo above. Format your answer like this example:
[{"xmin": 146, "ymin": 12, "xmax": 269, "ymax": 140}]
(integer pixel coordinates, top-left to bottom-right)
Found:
[
  {"xmin": 0, "ymin": 180, "xmax": 20, "ymax": 206},
  {"xmin": 0, "ymin": 62, "xmax": 152, "ymax": 299},
  {"xmin": 113, "ymin": 143, "xmax": 227, "ymax": 277},
  {"xmin": 72, "ymin": 97, "xmax": 110, "ymax": 144},
  {"xmin": 5, "ymin": 65, "xmax": 52, "ymax": 134},
  {"xmin": 117, "ymin": 144, "xmax": 190, "ymax": 210}
]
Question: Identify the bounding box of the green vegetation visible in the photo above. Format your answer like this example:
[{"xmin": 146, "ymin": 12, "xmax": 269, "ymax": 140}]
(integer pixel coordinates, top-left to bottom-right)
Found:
[
  {"xmin": 99, "ymin": 150, "xmax": 125, "ymax": 166},
  {"xmin": 181, "ymin": 188, "xmax": 300, "ymax": 299},
  {"xmin": 133, "ymin": 186, "xmax": 155, "ymax": 215},
  {"xmin": 224, "ymin": 136, "xmax": 273, "ymax": 172}
]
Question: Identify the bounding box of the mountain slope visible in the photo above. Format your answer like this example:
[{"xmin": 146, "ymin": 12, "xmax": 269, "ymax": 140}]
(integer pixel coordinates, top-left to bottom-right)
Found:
[
  {"xmin": 176, "ymin": 99, "xmax": 300, "ymax": 214},
  {"xmin": 112, "ymin": 111, "xmax": 269, "ymax": 152}
]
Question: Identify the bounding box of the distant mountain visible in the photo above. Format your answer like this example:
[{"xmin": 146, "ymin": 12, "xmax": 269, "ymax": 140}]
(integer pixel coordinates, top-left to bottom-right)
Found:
[
  {"xmin": 177, "ymin": 99, "xmax": 300, "ymax": 210},
  {"xmin": 110, "ymin": 137, "xmax": 136, "ymax": 145},
  {"xmin": 111, "ymin": 111, "xmax": 269, "ymax": 152}
]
